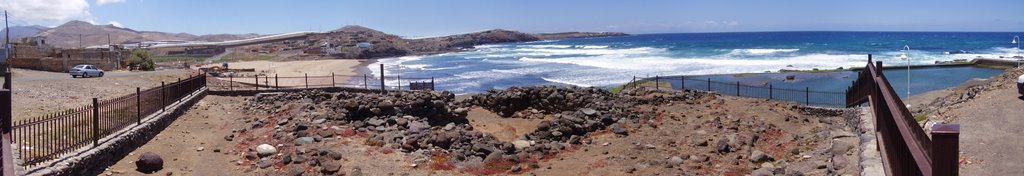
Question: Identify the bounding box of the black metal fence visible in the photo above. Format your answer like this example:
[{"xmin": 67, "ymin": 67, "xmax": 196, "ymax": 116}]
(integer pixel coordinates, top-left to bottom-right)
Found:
[
  {"xmin": 11, "ymin": 74, "xmax": 207, "ymax": 168},
  {"xmin": 635, "ymin": 75, "xmax": 847, "ymax": 107},
  {"xmin": 207, "ymin": 64, "xmax": 436, "ymax": 92}
]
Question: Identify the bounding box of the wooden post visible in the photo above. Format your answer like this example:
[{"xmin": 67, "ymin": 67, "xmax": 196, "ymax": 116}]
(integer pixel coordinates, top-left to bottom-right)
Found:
[
  {"xmin": 275, "ymin": 74, "xmax": 279, "ymax": 89},
  {"xmin": 769, "ymin": 84, "xmax": 773, "ymax": 99},
  {"xmin": 305, "ymin": 73, "xmax": 309, "ymax": 88},
  {"xmin": 431, "ymin": 77, "xmax": 435, "ymax": 90},
  {"xmin": 380, "ymin": 64, "xmax": 386, "ymax": 94},
  {"xmin": 681, "ymin": 76, "xmax": 685, "ymax": 90},
  {"xmin": 92, "ymin": 98, "xmax": 98, "ymax": 147},
  {"xmin": 931, "ymin": 124, "xmax": 960, "ymax": 176},
  {"xmin": 255, "ymin": 75, "xmax": 259, "ymax": 91},
  {"xmin": 229, "ymin": 74, "xmax": 233, "ymax": 91},
  {"xmin": 736, "ymin": 81, "xmax": 740, "ymax": 96},
  {"xmin": 363, "ymin": 74, "xmax": 368, "ymax": 89},
  {"xmin": 707, "ymin": 78, "xmax": 711, "ymax": 91},
  {"xmin": 397, "ymin": 75, "xmax": 401, "ymax": 91},
  {"xmin": 331, "ymin": 72, "xmax": 336, "ymax": 88}
]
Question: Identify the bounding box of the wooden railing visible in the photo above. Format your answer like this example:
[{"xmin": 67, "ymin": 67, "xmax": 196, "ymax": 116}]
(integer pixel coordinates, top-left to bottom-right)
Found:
[{"xmin": 846, "ymin": 54, "xmax": 960, "ymax": 176}]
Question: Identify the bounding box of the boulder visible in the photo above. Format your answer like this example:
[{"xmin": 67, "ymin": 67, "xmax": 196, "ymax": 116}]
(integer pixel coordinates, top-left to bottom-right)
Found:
[
  {"xmin": 135, "ymin": 152, "xmax": 164, "ymax": 173},
  {"xmin": 750, "ymin": 150, "xmax": 774, "ymax": 163},
  {"xmin": 256, "ymin": 144, "xmax": 277, "ymax": 157}
]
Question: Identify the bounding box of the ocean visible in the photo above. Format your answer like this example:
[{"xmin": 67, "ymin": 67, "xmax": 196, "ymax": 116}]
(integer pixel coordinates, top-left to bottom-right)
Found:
[{"xmin": 370, "ymin": 32, "xmax": 1021, "ymax": 94}]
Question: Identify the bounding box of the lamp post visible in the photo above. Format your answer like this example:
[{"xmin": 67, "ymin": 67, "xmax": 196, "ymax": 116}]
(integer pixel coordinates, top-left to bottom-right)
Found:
[
  {"xmin": 899, "ymin": 45, "xmax": 911, "ymax": 105},
  {"xmin": 1013, "ymin": 36, "xmax": 1020, "ymax": 67}
]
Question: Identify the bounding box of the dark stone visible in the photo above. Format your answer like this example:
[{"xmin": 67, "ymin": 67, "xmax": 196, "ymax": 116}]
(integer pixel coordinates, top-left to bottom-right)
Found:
[
  {"xmin": 258, "ymin": 159, "xmax": 274, "ymax": 169},
  {"xmin": 135, "ymin": 152, "xmax": 164, "ymax": 173},
  {"xmin": 716, "ymin": 140, "xmax": 731, "ymax": 153},
  {"xmin": 320, "ymin": 161, "xmax": 342, "ymax": 174},
  {"xmin": 612, "ymin": 126, "xmax": 628, "ymax": 135},
  {"xmin": 282, "ymin": 155, "xmax": 293, "ymax": 164}
]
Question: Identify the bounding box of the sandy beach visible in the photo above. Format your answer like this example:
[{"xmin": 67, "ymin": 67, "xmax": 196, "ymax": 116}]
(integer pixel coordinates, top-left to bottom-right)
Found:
[{"xmin": 203, "ymin": 59, "xmax": 375, "ymax": 88}]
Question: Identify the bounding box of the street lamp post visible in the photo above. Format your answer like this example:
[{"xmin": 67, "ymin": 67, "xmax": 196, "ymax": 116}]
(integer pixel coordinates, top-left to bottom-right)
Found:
[
  {"xmin": 900, "ymin": 45, "xmax": 911, "ymax": 105},
  {"xmin": 1013, "ymin": 36, "xmax": 1020, "ymax": 67}
]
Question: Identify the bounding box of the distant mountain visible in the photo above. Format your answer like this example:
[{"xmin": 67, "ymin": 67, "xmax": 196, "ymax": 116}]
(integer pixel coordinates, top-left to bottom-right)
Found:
[
  {"xmin": 0, "ymin": 25, "xmax": 48, "ymax": 43},
  {"xmin": 32, "ymin": 20, "xmax": 259, "ymax": 48}
]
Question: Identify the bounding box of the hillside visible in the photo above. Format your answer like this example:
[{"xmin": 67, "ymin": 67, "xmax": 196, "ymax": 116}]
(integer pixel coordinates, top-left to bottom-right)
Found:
[
  {"xmin": 310, "ymin": 26, "xmax": 627, "ymax": 59},
  {"xmin": 31, "ymin": 21, "xmax": 259, "ymax": 48},
  {"xmin": 0, "ymin": 25, "xmax": 48, "ymax": 43}
]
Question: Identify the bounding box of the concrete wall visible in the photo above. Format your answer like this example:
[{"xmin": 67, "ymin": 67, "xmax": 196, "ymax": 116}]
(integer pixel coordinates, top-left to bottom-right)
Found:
[{"xmin": 8, "ymin": 46, "xmax": 126, "ymax": 72}]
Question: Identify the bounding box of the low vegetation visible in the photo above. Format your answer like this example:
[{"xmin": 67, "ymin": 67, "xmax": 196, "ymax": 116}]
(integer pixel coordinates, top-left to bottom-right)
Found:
[{"xmin": 127, "ymin": 49, "xmax": 156, "ymax": 71}]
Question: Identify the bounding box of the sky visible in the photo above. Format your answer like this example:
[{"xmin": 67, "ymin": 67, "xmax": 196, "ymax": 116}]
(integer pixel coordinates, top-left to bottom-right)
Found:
[{"xmin": 1, "ymin": 0, "xmax": 1022, "ymax": 37}]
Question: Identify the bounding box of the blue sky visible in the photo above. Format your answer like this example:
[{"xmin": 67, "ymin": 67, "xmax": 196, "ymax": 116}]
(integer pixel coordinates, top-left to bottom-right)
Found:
[{"xmin": 3, "ymin": 0, "xmax": 1023, "ymax": 36}]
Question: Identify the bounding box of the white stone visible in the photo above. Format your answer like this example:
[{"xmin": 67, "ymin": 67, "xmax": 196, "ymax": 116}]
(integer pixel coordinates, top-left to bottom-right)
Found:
[
  {"xmin": 512, "ymin": 140, "xmax": 532, "ymax": 149},
  {"xmin": 256, "ymin": 144, "xmax": 277, "ymax": 156}
]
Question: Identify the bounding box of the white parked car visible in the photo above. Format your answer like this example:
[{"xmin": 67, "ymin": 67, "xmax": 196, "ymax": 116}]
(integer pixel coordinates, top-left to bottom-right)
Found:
[
  {"xmin": 1018, "ymin": 74, "xmax": 1024, "ymax": 95},
  {"xmin": 69, "ymin": 64, "xmax": 104, "ymax": 78}
]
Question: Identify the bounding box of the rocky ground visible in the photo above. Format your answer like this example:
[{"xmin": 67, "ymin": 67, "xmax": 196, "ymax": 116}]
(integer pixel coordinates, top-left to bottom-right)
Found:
[{"xmin": 107, "ymin": 85, "xmax": 862, "ymax": 175}]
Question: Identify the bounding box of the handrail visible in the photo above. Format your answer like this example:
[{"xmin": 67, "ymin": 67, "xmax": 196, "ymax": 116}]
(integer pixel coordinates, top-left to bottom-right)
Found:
[{"xmin": 846, "ymin": 54, "xmax": 960, "ymax": 176}]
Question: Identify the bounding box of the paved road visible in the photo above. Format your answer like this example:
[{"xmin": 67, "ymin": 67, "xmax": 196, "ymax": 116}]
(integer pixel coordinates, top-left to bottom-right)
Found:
[{"xmin": 948, "ymin": 85, "xmax": 1024, "ymax": 175}]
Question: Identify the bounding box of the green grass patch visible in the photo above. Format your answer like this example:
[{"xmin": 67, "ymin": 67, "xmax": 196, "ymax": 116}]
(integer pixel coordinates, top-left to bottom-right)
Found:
[
  {"xmin": 914, "ymin": 112, "xmax": 931, "ymax": 122},
  {"xmin": 609, "ymin": 80, "xmax": 673, "ymax": 93},
  {"xmin": 610, "ymin": 80, "xmax": 650, "ymax": 93},
  {"xmin": 778, "ymin": 68, "xmax": 845, "ymax": 73},
  {"xmin": 152, "ymin": 56, "xmax": 203, "ymax": 63}
]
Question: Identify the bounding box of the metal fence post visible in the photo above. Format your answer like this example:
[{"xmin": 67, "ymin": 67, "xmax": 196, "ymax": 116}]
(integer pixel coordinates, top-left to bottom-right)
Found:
[
  {"xmin": 136, "ymin": 87, "xmax": 141, "ymax": 125},
  {"xmin": 380, "ymin": 64, "xmax": 386, "ymax": 94},
  {"xmin": 161, "ymin": 82, "xmax": 166, "ymax": 112},
  {"xmin": 655, "ymin": 75, "xmax": 659, "ymax": 90},
  {"xmin": 931, "ymin": 124, "xmax": 960, "ymax": 176},
  {"xmin": 805, "ymin": 87, "xmax": 810, "ymax": 105},
  {"xmin": 92, "ymin": 98, "xmax": 98, "ymax": 147},
  {"xmin": 626, "ymin": 75, "xmax": 634, "ymax": 89},
  {"xmin": 736, "ymin": 81, "xmax": 740, "ymax": 96}
]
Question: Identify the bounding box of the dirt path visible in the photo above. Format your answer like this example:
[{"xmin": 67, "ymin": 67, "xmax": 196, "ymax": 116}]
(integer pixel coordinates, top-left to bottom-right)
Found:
[
  {"xmin": 104, "ymin": 95, "xmax": 251, "ymax": 175},
  {"xmin": 946, "ymin": 87, "xmax": 1024, "ymax": 175}
]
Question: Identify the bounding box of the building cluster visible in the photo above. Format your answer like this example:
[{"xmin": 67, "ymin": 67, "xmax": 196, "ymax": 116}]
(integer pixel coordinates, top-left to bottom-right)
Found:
[{"xmin": 6, "ymin": 36, "xmax": 130, "ymax": 72}]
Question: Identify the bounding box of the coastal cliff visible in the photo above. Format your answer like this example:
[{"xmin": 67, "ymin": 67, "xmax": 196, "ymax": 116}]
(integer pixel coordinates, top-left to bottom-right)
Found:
[{"xmin": 310, "ymin": 26, "xmax": 627, "ymax": 59}]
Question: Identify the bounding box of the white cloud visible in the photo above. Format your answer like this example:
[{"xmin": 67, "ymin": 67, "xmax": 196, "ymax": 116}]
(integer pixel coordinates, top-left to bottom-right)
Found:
[
  {"xmin": 96, "ymin": 0, "xmax": 127, "ymax": 5},
  {"xmin": 0, "ymin": 0, "xmax": 94, "ymax": 26},
  {"xmin": 108, "ymin": 21, "xmax": 123, "ymax": 27}
]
